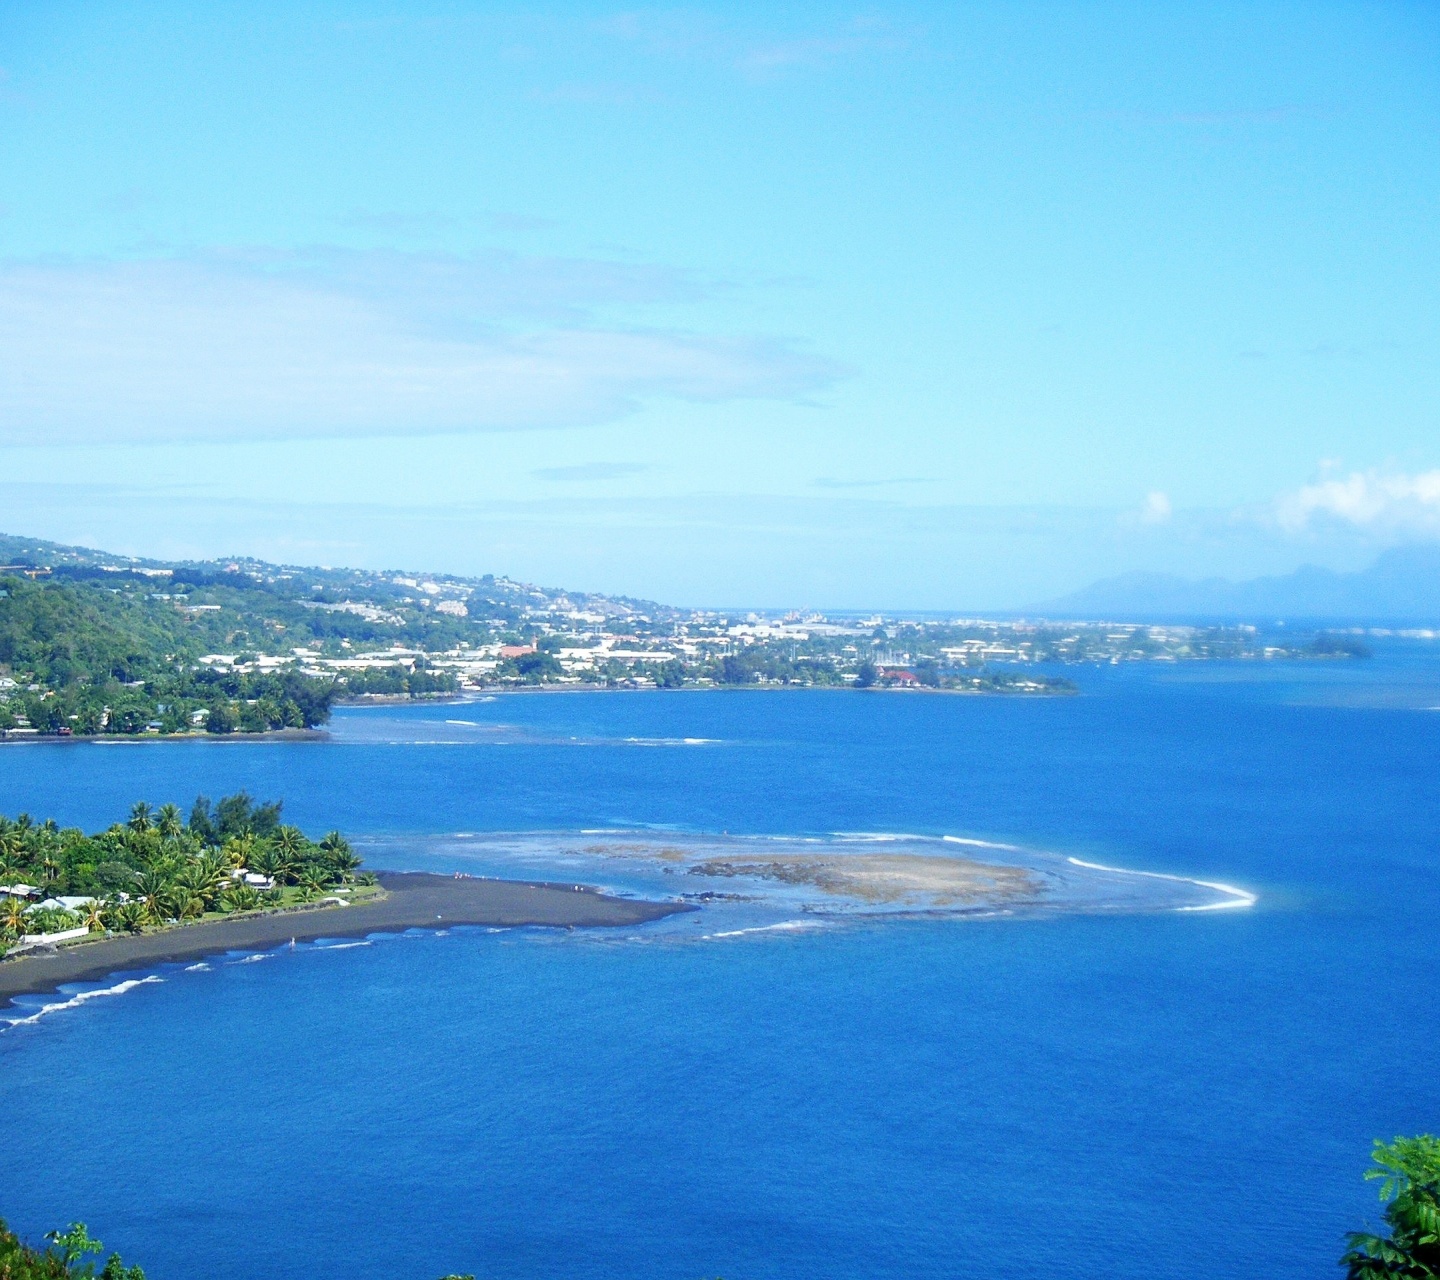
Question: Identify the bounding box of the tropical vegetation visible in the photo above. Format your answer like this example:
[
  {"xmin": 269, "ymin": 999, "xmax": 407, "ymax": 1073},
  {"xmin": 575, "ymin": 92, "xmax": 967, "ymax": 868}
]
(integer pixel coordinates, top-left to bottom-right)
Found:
[
  {"xmin": 0, "ymin": 793, "xmax": 370, "ymax": 954},
  {"xmin": 1343, "ymin": 1134, "xmax": 1440, "ymax": 1278},
  {"xmin": 0, "ymin": 1221, "xmax": 144, "ymax": 1279}
]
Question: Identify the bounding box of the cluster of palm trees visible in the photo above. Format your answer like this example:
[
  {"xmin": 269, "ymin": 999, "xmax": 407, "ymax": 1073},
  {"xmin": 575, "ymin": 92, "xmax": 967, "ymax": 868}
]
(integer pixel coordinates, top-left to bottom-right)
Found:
[{"xmin": 0, "ymin": 799, "xmax": 369, "ymax": 946}]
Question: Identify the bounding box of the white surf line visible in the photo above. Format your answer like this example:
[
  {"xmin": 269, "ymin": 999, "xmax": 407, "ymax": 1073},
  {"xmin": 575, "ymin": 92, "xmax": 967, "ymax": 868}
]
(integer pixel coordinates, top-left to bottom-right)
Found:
[
  {"xmin": 1065, "ymin": 856, "xmax": 1257, "ymax": 911},
  {"xmin": 943, "ymin": 834, "xmax": 1023, "ymax": 851},
  {"xmin": 705, "ymin": 920, "xmax": 826, "ymax": 940},
  {"xmin": 2, "ymin": 976, "xmax": 164, "ymax": 1028}
]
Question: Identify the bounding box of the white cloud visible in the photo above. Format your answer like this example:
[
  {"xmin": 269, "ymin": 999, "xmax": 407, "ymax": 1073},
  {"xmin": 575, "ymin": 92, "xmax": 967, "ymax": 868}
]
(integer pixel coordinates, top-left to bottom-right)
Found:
[
  {"xmin": 1275, "ymin": 469, "xmax": 1440, "ymax": 534},
  {"xmin": 1139, "ymin": 491, "xmax": 1172, "ymax": 524},
  {"xmin": 0, "ymin": 251, "xmax": 840, "ymax": 445}
]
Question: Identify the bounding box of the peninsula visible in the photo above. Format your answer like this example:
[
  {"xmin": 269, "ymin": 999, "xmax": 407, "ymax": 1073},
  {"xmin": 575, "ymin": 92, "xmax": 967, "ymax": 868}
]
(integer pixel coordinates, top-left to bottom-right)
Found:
[
  {"xmin": 0, "ymin": 791, "xmax": 688, "ymax": 1005},
  {"xmin": 0, "ymin": 872, "xmax": 686, "ymax": 1003},
  {"xmin": 0, "ymin": 529, "xmax": 1374, "ymax": 741}
]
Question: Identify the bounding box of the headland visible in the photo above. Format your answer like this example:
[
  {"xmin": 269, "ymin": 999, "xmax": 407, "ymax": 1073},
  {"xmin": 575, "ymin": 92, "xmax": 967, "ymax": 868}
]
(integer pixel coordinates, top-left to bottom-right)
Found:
[{"xmin": 0, "ymin": 871, "xmax": 690, "ymax": 1003}]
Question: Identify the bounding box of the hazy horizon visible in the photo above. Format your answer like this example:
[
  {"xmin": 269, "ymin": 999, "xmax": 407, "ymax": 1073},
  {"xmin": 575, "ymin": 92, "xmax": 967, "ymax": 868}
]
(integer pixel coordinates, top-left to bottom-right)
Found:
[{"xmin": 7, "ymin": 525, "xmax": 1440, "ymax": 622}]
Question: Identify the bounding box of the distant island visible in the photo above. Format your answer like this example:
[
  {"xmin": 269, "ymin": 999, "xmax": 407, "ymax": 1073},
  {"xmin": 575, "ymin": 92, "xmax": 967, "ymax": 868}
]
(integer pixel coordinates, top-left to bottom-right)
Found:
[
  {"xmin": 1030, "ymin": 544, "xmax": 1440, "ymax": 625},
  {"xmin": 0, "ymin": 531, "xmax": 1378, "ymax": 739}
]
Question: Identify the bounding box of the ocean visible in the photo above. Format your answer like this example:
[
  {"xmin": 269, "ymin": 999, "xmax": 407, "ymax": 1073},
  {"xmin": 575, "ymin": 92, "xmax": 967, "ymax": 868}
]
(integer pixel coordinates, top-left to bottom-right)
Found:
[{"xmin": 1, "ymin": 651, "xmax": 1438, "ymax": 1279}]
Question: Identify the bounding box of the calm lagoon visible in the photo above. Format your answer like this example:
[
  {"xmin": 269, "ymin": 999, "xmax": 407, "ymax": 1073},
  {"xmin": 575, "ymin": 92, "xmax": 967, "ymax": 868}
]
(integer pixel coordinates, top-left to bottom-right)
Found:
[{"xmin": 1, "ymin": 658, "xmax": 1437, "ymax": 1280}]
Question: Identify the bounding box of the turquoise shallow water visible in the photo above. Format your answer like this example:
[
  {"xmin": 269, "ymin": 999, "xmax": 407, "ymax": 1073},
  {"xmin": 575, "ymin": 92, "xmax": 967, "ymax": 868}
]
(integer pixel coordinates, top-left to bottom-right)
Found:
[{"xmin": 1, "ymin": 654, "xmax": 1438, "ymax": 1279}]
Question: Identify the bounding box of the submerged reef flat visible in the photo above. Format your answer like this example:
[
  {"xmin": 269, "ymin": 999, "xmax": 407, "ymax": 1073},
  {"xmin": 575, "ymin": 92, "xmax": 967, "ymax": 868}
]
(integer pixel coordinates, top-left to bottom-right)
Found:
[
  {"xmin": 687, "ymin": 852, "xmax": 1040, "ymax": 906},
  {"xmin": 367, "ymin": 831, "xmax": 1254, "ymax": 923}
]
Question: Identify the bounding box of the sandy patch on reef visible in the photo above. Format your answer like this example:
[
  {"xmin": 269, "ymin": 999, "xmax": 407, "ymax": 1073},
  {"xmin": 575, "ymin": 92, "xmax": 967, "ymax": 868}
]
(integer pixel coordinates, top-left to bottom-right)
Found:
[{"xmin": 687, "ymin": 853, "xmax": 1041, "ymax": 906}]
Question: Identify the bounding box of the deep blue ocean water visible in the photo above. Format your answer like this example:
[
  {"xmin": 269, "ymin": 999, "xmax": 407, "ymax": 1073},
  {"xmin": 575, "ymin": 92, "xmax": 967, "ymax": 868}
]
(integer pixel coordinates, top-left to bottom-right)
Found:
[{"xmin": 1, "ymin": 652, "xmax": 1438, "ymax": 1279}]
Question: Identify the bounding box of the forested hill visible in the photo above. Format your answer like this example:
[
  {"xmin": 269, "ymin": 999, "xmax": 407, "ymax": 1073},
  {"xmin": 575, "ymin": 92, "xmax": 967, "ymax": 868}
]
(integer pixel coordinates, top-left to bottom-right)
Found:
[
  {"xmin": 0, "ymin": 531, "xmax": 666, "ymax": 737},
  {"xmin": 0, "ymin": 532, "xmax": 662, "ymax": 638},
  {"xmin": 0, "ymin": 572, "xmax": 339, "ymax": 734}
]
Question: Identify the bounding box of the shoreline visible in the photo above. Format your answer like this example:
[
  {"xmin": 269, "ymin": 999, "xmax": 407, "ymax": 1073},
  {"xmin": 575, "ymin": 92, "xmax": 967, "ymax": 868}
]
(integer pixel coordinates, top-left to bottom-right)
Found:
[
  {"xmin": 0, "ymin": 727, "xmax": 328, "ymax": 746},
  {"xmin": 0, "ymin": 684, "xmax": 1079, "ymax": 745},
  {"xmin": 0, "ymin": 872, "xmax": 691, "ymax": 1004}
]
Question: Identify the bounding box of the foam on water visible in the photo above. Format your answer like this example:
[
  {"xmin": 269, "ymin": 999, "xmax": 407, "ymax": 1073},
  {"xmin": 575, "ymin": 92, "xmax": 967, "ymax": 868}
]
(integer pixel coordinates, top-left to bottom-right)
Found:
[
  {"xmin": 1066, "ymin": 856, "xmax": 1257, "ymax": 911},
  {"xmin": 2, "ymin": 976, "xmax": 164, "ymax": 1029},
  {"xmin": 705, "ymin": 920, "xmax": 828, "ymax": 940},
  {"xmin": 354, "ymin": 827, "xmax": 1249, "ymax": 934}
]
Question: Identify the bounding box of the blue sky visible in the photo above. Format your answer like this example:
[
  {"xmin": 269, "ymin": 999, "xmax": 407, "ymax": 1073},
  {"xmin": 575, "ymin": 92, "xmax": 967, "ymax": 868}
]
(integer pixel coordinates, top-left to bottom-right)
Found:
[{"xmin": 0, "ymin": 2, "xmax": 1436, "ymax": 607}]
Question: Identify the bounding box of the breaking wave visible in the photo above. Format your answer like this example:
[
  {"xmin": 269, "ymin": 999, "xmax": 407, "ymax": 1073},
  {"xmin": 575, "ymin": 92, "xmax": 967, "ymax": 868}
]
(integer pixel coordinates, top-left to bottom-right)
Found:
[{"xmin": 2, "ymin": 976, "xmax": 164, "ymax": 1029}]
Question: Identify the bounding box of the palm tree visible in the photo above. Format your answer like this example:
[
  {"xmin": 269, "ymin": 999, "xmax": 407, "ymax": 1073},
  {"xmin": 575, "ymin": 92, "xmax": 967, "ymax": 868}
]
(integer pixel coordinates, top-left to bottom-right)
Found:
[
  {"xmin": 112, "ymin": 901, "xmax": 147, "ymax": 933},
  {"xmin": 221, "ymin": 883, "xmax": 261, "ymax": 913},
  {"xmin": 197, "ymin": 851, "xmax": 229, "ymax": 898},
  {"xmin": 295, "ymin": 871, "xmax": 328, "ymax": 902},
  {"xmin": 128, "ymin": 802, "xmax": 154, "ymax": 834},
  {"xmin": 170, "ymin": 889, "xmax": 205, "ymax": 921},
  {"xmin": 320, "ymin": 832, "xmax": 362, "ymax": 880},
  {"xmin": 249, "ymin": 844, "xmax": 282, "ymax": 882},
  {"xmin": 171, "ymin": 858, "xmax": 222, "ymax": 913},
  {"xmin": 155, "ymin": 803, "xmax": 184, "ymax": 840},
  {"xmin": 1, "ymin": 896, "xmax": 28, "ymax": 938},
  {"xmin": 82, "ymin": 898, "xmax": 109, "ymax": 933},
  {"xmin": 135, "ymin": 870, "xmax": 170, "ymax": 924},
  {"xmin": 255, "ymin": 839, "xmax": 300, "ymax": 885},
  {"xmin": 223, "ymin": 832, "xmax": 257, "ymax": 869},
  {"xmin": 275, "ymin": 826, "xmax": 308, "ymax": 859}
]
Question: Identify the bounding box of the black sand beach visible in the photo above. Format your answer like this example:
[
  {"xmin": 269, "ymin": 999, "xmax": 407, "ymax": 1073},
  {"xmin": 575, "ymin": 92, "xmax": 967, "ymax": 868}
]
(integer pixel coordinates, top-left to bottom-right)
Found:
[{"xmin": 0, "ymin": 872, "xmax": 690, "ymax": 1003}]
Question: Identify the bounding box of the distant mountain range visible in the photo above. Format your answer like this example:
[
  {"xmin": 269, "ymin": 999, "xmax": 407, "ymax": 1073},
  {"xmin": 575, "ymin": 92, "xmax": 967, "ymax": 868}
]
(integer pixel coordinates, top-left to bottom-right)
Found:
[{"xmin": 1028, "ymin": 544, "xmax": 1440, "ymax": 624}]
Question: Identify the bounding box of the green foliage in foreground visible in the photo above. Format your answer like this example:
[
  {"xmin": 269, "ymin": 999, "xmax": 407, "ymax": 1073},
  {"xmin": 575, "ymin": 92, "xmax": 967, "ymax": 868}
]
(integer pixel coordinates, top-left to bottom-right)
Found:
[
  {"xmin": 1343, "ymin": 1135, "xmax": 1440, "ymax": 1278},
  {"xmin": 9, "ymin": 1134, "xmax": 1436, "ymax": 1277},
  {"xmin": 0, "ymin": 1221, "xmax": 143, "ymax": 1279},
  {"xmin": 0, "ymin": 792, "xmax": 367, "ymax": 952},
  {"xmin": 10, "ymin": 1140, "xmax": 1436, "ymax": 1279}
]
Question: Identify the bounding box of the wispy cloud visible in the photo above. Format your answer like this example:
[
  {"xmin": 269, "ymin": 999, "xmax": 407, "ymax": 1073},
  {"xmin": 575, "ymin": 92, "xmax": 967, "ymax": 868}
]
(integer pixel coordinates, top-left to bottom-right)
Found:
[
  {"xmin": 1275, "ymin": 468, "xmax": 1440, "ymax": 534},
  {"xmin": 595, "ymin": 11, "xmax": 911, "ymax": 75},
  {"xmin": 533, "ymin": 462, "xmax": 649, "ymax": 482},
  {"xmin": 1094, "ymin": 106, "xmax": 1313, "ymax": 129},
  {"xmin": 812, "ymin": 476, "xmax": 929, "ymax": 490},
  {"xmin": 736, "ymin": 19, "xmax": 907, "ymax": 73},
  {"xmin": 334, "ymin": 210, "xmax": 559, "ymax": 237},
  {"xmin": 528, "ymin": 82, "xmax": 660, "ymax": 106},
  {"xmin": 0, "ymin": 250, "xmax": 841, "ymax": 445}
]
